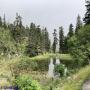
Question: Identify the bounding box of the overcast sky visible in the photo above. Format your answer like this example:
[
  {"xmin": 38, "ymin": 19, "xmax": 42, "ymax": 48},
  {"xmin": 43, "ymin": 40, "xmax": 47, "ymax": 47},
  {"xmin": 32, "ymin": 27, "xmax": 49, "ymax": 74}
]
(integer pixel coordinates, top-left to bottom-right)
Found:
[{"xmin": 0, "ymin": 0, "xmax": 85, "ymax": 38}]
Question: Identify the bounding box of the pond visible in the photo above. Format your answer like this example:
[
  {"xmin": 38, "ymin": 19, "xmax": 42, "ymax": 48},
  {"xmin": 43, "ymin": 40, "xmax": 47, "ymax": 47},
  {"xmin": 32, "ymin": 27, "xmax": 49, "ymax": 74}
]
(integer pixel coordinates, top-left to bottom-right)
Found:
[{"xmin": 35, "ymin": 57, "xmax": 74, "ymax": 72}]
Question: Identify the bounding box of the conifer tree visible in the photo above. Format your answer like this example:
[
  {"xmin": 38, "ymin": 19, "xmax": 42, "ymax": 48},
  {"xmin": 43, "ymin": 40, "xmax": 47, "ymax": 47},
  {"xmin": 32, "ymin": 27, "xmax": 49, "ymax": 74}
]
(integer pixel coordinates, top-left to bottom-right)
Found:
[
  {"xmin": 64, "ymin": 36, "xmax": 68, "ymax": 53},
  {"xmin": 84, "ymin": 0, "xmax": 90, "ymax": 24},
  {"xmin": 59, "ymin": 27, "xmax": 64, "ymax": 53},
  {"xmin": 75, "ymin": 15, "xmax": 82, "ymax": 34},
  {"xmin": 52, "ymin": 29, "xmax": 58, "ymax": 53},
  {"xmin": 43, "ymin": 28, "xmax": 50, "ymax": 52},
  {"xmin": 3, "ymin": 14, "xmax": 7, "ymax": 29},
  {"xmin": 68, "ymin": 24, "xmax": 74, "ymax": 37},
  {"xmin": 11, "ymin": 13, "xmax": 24, "ymax": 43},
  {"xmin": 0, "ymin": 16, "xmax": 2, "ymax": 27}
]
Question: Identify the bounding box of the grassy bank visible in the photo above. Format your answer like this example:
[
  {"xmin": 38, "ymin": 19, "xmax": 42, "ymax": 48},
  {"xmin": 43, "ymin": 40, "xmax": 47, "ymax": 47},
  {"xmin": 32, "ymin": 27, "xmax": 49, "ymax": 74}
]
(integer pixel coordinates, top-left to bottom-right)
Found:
[
  {"xmin": 29, "ymin": 53, "xmax": 72, "ymax": 61},
  {"xmin": 0, "ymin": 53, "xmax": 72, "ymax": 86},
  {"xmin": 0, "ymin": 54, "xmax": 90, "ymax": 90},
  {"xmin": 53, "ymin": 65, "xmax": 90, "ymax": 90}
]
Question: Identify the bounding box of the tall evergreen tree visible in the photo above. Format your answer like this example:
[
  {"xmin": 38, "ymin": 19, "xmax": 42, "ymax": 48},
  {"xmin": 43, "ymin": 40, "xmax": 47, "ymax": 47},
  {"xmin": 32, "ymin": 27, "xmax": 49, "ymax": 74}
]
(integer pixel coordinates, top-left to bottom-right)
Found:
[
  {"xmin": 43, "ymin": 28, "xmax": 50, "ymax": 52},
  {"xmin": 64, "ymin": 36, "xmax": 68, "ymax": 53},
  {"xmin": 3, "ymin": 14, "xmax": 7, "ymax": 29},
  {"xmin": 52, "ymin": 29, "xmax": 58, "ymax": 53},
  {"xmin": 0, "ymin": 16, "xmax": 2, "ymax": 27},
  {"xmin": 11, "ymin": 13, "xmax": 24, "ymax": 43},
  {"xmin": 59, "ymin": 27, "xmax": 64, "ymax": 53},
  {"xmin": 83, "ymin": 0, "xmax": 90, "ymax": 24},
  {"xmin": 26, "ymin": 23, "xmax": 38, "ymax": 57},
  {"xmin": 35, "ymin": 25, "xmax": 42, "ymax": 53},
  {"xmin": 68, "ymin": 24, "xmax": 74, "ymax": 37},
  {"xmin": 75, "ymin": 15, "xmax": 82, "ymax": 34},
  {"xmin": 29, "ymin": 23, "xmax": 36, "ymax": 45}
]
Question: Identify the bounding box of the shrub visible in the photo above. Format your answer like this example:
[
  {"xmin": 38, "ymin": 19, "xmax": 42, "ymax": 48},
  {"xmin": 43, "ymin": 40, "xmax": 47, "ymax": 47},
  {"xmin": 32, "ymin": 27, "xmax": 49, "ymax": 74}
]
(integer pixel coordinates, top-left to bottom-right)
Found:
[
  {"xmin": 17, "ymin": 59, "xmax": 38, "ymax": 71},
  {"xmin": 11, "ymin": 57, "xmax": 38, "ymax": 77},
  {"xmin": 67, "ymin": 25, "xmax": 90, "ymax": 67},
  {"xmin": 55, "ymin": 64, "xmax": 65, "ymax": 77},
  {"xmin": 14, "ymin": 75, "xmax": 42, "ymax": 90}
]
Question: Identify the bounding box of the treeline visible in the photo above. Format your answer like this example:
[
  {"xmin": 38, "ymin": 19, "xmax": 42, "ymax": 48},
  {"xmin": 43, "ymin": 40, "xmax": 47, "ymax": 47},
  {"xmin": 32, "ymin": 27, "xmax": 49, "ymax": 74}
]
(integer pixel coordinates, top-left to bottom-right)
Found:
[
  {"xmin": 0, "ymin": 13, "xmax": 84, "ymax": 57},
  {"xmin": 52, "ymin": 0, "xmax": 90, "ymax": 67},
  {"xmin": 0, "ymin": 13, "xmax": 50, "ymax": 57},
  {"xmin": 0, "ymin": 0, "xmax": 90, "ymax": 60},
  {"xmin": 52, "ymin": 14, "xmax": 82, "ymax": 54}
]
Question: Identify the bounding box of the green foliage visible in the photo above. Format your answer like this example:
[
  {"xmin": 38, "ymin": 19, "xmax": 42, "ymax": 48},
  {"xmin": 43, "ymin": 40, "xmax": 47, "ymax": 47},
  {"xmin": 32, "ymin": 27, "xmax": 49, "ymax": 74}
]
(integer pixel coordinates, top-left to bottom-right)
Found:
[
  {"xmin": 25, "ymin": 23, "xmax": 50, "ymax": 57},
  {"xmin": 0, "ymin": 27, "xmax": 16, "ymax": 54},
  {"xmin": 14, "ymin": 75, "xmax": 42, "ymax": 90},
  {"xmin": 60, "ymin": 66, "xmax": 90, "ymax": 90},
  {"xmin": 55, "ymin": 64, "xmax": 65, "ymax": 77},
  {"xmin": 68, "ymin": 25, "xmax": 90, "ymax": 67},
  {"xmin": 84, "ymin": 1, "xmax": 90, "ymax": 25},
  {"xmin": 52, "ymin": 29, "xmax": 58, "ymax": 53},
  {"xmin": 75, "ymin": 15, "xmax": 82, "ymax": 34},
  {"xmin": 25, "ymin": 44, "xmax": 38, "ymax": 57},
  {"xmin": 0, "ymin": 16, "xmax": 2, "ymax": 27},
  {"xmin": 59, "ymin": 27, "xmax": 65, "ymax": 53},
  {"xmin": 12, "ymin": 57, "xmax": 38, "ymax": 76},
  {"xmin": 3, "ymin": 14, "xmax": 7, "ymax": 29},
  {"xmin": 68, "ymin": 24, "xmax": 74, "ymax": 38},
  {"xmin": 42, "ymin": 28, "xmax": 51, "ymax": 52}
]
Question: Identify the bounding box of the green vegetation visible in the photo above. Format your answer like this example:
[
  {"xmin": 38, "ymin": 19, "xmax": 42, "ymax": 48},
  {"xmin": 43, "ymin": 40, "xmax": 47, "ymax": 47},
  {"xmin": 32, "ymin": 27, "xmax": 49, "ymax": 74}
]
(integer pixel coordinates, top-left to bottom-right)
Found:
[
  {"xmin": 0, "ymin": 54, "xmax": 72, "ymax": 87},
  {"xmin": 68, "ymin": 25, "xmax": 90, "ymax": 67},
  {"xmin": 55, "ymin": 64, "xmax": 66, "ymax": 77},
  {"xmin": 14, "ymin": 75, "xmax": 42, "ymax": 90},
  {"xmin": 59, "ymin": 65, "xmax": 90, "ymax": 90},
  {"xmin": 0, "ymin": 1, "xmax": 90, "ymax": 90}
]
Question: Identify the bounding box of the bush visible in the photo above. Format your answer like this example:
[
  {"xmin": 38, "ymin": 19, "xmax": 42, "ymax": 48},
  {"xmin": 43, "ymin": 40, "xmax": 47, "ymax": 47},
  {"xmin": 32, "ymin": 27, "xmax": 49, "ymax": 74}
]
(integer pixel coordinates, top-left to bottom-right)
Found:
[
  {"xmin": 14, "ymin": 75, "xmax": 42, "ymax": 90},
  {"xmin": 17, "ymin": 58, "xmax": 38, "ymax": 71},
  {"xmin": 11, "ymin": 57, "xmax": 38, "ymax": 77},
  {"xmin": 67, "ymin": 25, "xmax": 90, "ymax": 67},
  {"xmin": 55, "ymin": 64, "xmax": 65, "ymax": 77}
]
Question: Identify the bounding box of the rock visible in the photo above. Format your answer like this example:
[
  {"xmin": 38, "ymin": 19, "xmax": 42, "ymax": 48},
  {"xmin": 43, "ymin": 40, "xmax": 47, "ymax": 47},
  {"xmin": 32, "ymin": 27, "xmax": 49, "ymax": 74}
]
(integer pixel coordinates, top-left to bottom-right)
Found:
[{"xmin": 82, "ymin": 78, "xmax": 90, "ymax": 90}]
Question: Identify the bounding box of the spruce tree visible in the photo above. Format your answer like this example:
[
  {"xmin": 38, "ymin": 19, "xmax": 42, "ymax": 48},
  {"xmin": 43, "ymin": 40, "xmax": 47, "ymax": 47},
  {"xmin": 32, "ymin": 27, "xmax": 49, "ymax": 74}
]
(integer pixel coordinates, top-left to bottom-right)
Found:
[
  {"xmin": 0, "ymin": 16, "xmax": 2, "ymax": 27},
  {"xmin": 3, "ymin": 14, "xmax": 7, "ymax": 29},
  {"xmin": 75, "ymin": 15, "xmax": 82, "ymax": 34},
  {"xmin": 43, "ymin": 28, "xmax": 50, "ymax": 52},
  {"xmin": 35, "ymin": 25, "xmax": 42, "ymax": 53},
  {"xmin": 68, "ymin": 24, "xmax": 74, "ymax": 37},
  {"xmin": 83, "ymin": 0, "xmax": 90, "ymax": 24},
  {"xmin": 59, "ymin": 27, "xmax": 64, "ymax": 53},
  {"xmin": 64, "ymin": 36, "xmax": 68, "ymax": 53},
  {"xmin": 52, "ymin": 29, "xmax": 58, "ymax": 53},
  {"xmin": 11, "ymin": 13, "xmax": 24, "ymax": 43},
  {"xmin": 26, "ymin": 23, "xmax": 38, "ymax": 57}
]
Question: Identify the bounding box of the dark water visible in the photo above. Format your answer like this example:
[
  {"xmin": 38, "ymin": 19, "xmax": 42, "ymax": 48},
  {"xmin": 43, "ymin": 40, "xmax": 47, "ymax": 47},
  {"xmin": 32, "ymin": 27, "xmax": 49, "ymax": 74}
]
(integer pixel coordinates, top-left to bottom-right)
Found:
[{"xmin": 35, "ymin": 58, "xmax": 73, "ymax": 71}]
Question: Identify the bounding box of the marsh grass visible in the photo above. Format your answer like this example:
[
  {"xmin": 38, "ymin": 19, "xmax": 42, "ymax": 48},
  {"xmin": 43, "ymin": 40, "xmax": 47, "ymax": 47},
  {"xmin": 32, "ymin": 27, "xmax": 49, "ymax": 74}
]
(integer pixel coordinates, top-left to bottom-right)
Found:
[
  {"xmin": 0, "ymin": 53, "xmax": 73, "ymax": 89},
  {"xmin": 53, "ymin": 65, "xmax": 90, "ymax": 90}
]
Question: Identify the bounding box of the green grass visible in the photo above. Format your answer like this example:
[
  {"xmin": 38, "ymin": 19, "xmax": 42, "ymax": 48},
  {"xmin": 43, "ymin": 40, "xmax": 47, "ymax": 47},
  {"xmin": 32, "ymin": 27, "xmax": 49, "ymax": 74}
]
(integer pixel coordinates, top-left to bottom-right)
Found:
[
  {"xmin": 0, "ymin": 53, "xmax": 72, "ymax": 87},
  {"xmin": 0, "ymin": 54, "xmax": 90, "ymax": 90},
  {"xmin": 53, "ymin": 65, "xmax": 90, "ymax": 90},
  {"xmin": 29, "ymin": 53, "xmax": 73, "ymax": 61}
]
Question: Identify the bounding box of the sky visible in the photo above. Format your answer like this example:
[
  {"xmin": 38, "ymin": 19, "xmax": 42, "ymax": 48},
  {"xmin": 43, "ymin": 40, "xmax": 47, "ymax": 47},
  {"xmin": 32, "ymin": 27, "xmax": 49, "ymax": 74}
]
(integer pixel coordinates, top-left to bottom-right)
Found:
[{"xmin": 0, "ymin": 0, "xmax": 86, "ymax": 38}]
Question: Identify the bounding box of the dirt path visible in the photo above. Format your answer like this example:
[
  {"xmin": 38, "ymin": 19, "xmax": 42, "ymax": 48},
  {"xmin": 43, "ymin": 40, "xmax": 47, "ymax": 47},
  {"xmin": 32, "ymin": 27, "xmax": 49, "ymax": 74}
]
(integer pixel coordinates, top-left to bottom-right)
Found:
[{"xmin": 82, "ymin": 79, "xmax": 90, "ymax": 90}]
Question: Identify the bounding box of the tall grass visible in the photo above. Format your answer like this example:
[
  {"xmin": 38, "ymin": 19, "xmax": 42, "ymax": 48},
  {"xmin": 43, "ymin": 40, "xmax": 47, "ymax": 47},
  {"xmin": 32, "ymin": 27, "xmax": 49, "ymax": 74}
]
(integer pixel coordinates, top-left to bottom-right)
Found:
[
  {"xmin": 54, "ymin": 65, "xmax": 90, "ymax": 90},
  {"xmin": 29, "ymin": 53, "xmax": 73, "ymax": 61},
  {"xmin": 0, "ymin": 53, "xmax": 73, "ymax": 87}
]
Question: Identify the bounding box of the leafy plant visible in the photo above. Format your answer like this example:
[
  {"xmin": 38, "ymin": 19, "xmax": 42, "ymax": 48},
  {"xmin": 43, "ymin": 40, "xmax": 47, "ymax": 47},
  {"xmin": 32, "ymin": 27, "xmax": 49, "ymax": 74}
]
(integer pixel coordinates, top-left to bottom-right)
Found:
[
  {"xmin": 55, "ymin": 64, "xmax": 65, "ymax": 77},
  {"xmin": 14, "ymin": 75, "xmax": 42, "ymax": 90}
]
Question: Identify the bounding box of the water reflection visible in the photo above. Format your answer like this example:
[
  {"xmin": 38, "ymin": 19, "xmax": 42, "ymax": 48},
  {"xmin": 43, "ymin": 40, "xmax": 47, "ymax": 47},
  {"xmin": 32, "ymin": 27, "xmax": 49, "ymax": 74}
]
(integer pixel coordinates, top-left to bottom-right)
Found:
[
  {"xmin": 56, "ymin": 58, "xmax": 60, "ymax": 65},
  {"xmin": 48, "ymin": 58, "xmax": 54, "ymax": 78},
  {"xmin": 48, "ymin": 58, "xmax": 61, "ymax": 78}
]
